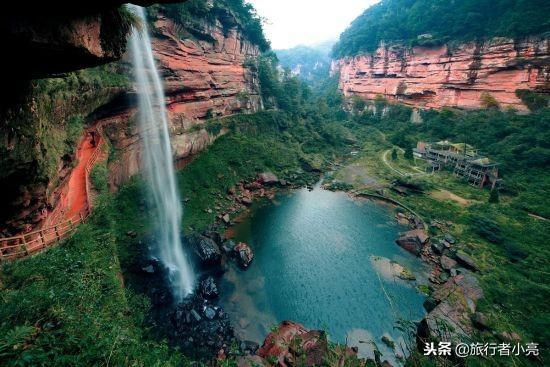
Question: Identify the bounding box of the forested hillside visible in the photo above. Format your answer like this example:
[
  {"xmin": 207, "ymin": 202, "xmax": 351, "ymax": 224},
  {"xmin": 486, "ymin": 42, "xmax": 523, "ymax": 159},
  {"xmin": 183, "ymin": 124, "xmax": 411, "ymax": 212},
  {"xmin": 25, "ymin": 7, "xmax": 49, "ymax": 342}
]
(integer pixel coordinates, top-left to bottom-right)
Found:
[
  {"xmin": 276, "ymin": 42, "xmax": 333, "ymax": 86},
  {"xmin": 333, "ymin": 0, "xmax": 550, "ymax": 57},
  {"xmin": 154, "ymin": 0, "xmax": 270, "ymax": 51}
]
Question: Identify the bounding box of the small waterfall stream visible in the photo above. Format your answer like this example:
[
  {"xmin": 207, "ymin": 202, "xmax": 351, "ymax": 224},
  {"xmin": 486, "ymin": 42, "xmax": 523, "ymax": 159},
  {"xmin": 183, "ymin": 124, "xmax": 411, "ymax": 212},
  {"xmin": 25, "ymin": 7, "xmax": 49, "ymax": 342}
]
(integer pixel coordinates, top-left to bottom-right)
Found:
[{"xmin": 128, "ymin": 5, "xmax": 194, "ymax": 299}]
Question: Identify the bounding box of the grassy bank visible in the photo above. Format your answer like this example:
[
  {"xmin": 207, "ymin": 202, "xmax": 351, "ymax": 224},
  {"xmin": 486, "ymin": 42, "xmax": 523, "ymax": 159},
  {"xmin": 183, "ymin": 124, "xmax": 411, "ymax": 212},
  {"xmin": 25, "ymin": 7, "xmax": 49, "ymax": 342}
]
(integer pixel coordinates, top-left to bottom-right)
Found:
[
  {"xmin": 0, "ymin": 106, "xmax": 359, "ymax": 366},
  {"xmin": 328, "ymin": 105, "xmax": 549, "ymax": 366},
  {"xmin": 0, "ymin": 180, "xmax": 189, "ymax": 366},
  {"xmin": 178, "ymin": 110, "xmax": 357, "ymax": 231}
]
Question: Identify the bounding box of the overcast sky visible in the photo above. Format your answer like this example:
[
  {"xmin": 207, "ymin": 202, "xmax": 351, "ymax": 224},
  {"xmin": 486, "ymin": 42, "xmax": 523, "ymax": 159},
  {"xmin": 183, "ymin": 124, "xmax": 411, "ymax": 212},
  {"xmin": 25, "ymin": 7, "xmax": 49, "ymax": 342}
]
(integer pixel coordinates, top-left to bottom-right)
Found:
[{"xmin": 246, "ymin": 0, "xmax": 379, "ymax": 50}]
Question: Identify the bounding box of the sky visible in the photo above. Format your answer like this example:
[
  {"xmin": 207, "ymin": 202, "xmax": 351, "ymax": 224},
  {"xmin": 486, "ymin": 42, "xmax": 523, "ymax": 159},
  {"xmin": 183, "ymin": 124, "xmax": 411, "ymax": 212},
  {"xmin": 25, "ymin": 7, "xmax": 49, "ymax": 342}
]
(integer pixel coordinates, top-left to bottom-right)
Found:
[{"xmin": 246, "ymin": 0, "xmax": 379, "ymax": 50}]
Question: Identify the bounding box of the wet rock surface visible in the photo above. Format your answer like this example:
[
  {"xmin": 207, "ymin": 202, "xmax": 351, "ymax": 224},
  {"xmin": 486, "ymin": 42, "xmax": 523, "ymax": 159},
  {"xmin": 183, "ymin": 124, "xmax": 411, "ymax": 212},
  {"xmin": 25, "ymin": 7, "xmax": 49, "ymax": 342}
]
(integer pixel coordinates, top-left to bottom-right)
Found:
[
  {"xmin": 200, "ymin": 276, "xmax": 220, "ymax": 300},
  {"xmin": 169, "ymin": 293, "xmax": 237, "ymax": 357},
  {"xmin": 234, "ymin": 242, "xmax": 254, "ymax": 269},
  {"xmin": 186, "ymin": 234, "xmax": 222, "ymax": 268}
]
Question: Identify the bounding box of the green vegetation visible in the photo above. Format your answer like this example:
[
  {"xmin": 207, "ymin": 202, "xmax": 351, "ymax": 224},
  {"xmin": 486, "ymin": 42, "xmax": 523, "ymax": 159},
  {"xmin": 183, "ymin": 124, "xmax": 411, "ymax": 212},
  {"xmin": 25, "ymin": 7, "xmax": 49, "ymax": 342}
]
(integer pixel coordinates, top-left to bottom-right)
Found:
[
  {"xmin": 100, "ymin": 6, "xmax": 141, "ymax": 57},
  {"xmin": 333, "ymin": 0, "xmax": 550, "ymax": 57},
  {"xmin": 90, "ymin": 161, "xmax": 109, "ymax": 195},
  {"xmin": 480, "ymin": 91, "xmax": 501, "ymax": 109},
  {"xmin": 0, "ymin": 181, "xmax": 187, "ymax": 366},
  {"xmin": 516, "ymin": 89, "xmax": 550, "ymax": 112},
  {"xmin": 275, "ymin": 42, "xmax": 332, "ymax": 87},
  {"xmin": 155, "ymin": 0, "xmax": 270, "ymax": 51},
  {"xmin": 331, "ymin": 102, "xmax": 550, "ymax": 365},
  {"xmin": 179, "ymin": 109, "xmax": 354, "ymax": 230},
  {"xmin": 0, "ymin": 63, "xmax": 130, "ymax": 229}
]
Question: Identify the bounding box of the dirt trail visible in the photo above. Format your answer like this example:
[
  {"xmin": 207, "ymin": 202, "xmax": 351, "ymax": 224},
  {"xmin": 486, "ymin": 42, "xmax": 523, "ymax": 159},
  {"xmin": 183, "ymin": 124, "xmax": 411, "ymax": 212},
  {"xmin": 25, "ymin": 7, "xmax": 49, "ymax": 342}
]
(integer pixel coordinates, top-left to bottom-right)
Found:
[
  {"xmin": 66, "ymin": 136, "xmax": 95, "ymax": 218},
  {"xmin": 43, "ymin": 133, "xmax": 98, "ymax": 228}
]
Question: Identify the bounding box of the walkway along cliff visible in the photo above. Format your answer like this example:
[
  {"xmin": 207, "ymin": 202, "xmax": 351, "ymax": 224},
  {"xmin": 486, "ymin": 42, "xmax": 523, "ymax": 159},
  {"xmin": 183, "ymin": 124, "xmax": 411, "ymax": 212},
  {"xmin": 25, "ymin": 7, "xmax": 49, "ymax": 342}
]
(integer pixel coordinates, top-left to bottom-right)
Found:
[{"xmin": 0, "ymin": 130, "xmax": 104, "ymax": 260}]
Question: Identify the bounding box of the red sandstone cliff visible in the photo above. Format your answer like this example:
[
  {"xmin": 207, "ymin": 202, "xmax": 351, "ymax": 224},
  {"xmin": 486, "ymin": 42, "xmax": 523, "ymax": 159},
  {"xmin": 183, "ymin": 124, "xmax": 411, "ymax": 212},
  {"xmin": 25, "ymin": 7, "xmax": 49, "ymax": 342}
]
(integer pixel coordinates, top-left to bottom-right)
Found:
[
  {"xmin": 332, "ymin": 38, "xmax": 549, "ymax": 111},
  {"xmin": 101, "ymin": 15, "xmax": 262, "ymax": 187},
  {"xmin": 0, "ymin": 9, "xmax": 263, "ymax": 235}
]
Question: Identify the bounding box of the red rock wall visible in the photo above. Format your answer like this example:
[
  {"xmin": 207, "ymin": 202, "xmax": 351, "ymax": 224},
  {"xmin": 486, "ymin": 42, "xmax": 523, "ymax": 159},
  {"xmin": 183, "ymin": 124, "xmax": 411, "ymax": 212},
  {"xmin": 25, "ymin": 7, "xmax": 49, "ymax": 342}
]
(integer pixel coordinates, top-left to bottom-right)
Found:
[
  {"xmin": 332, "ymin": 38, "xmax": 549, "ymax": 111},
  {"xmin": 103, "ymin": 16, "xmax": 262, "ymax": 188}
]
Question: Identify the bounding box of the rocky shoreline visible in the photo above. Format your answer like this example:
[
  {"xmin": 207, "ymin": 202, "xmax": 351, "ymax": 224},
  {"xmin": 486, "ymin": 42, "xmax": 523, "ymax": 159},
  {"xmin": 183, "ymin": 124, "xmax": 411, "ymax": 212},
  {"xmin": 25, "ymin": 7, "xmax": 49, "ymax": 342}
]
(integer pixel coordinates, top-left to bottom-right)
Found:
[
  {"xmin": 127, "ymin": 171, "xmax": 365, "ymax": 365},
  {"xmin": 348, "ymin": 191, "xmax": 524, "ymax": 355},
  {"xmin": 135, "ymin": 169, "xmax": 496, "ymax": 366}
]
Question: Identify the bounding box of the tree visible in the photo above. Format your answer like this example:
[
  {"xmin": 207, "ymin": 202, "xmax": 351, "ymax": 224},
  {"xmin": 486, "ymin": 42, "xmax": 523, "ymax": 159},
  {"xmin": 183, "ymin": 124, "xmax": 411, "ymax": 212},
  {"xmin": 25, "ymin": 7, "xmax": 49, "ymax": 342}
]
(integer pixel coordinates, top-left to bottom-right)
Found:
[
  {"xmin": 481, "ymin": 92, "xmax": 500, "ymax": 109},
  {"xmin": 404, "ymin": 148, "xmax": 413, "ymax": 160},
  {"xmin": 391, "ymin": 148, "xmax": 398, "ymax": 161},
  {"xmin": 351, "ymin": 95, "xmax": 366, "ymax": 112},
  {"xmin": 489, "ymin": 189, "xmax": 500, "ymax": 204}
]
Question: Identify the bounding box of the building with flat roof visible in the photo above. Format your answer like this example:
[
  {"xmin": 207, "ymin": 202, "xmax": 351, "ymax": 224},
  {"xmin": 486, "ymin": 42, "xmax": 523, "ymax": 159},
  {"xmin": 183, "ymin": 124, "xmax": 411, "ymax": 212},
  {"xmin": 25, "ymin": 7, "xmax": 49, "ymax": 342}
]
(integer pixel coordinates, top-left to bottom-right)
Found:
[{"xmin": 414, "ymin": 141, "xmax": 501, "ymax": 189}]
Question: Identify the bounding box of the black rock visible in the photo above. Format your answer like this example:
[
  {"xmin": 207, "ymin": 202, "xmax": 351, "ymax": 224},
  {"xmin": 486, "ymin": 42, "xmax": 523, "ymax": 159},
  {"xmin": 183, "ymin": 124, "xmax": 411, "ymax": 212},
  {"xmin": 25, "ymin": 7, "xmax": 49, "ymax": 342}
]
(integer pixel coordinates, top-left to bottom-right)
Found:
[
  {"xmin": 431, "ymin": 242, "xmax": 444, "ymax": 255},
  {"xmin": 186, "ymin": 234, "xmax": 222, "ymax": 267},
  {"xmin": 200, "ymin": 276, "xmax": 220, "ymax": 299},
  {"xmin": 202, "ymin": 230, "xmax": 223, "ymax": 244},
  {"xmin": 423, "ymin": 297, "xmax": 439, "ymax": 312},
  {"xmin": 151, "ymin": 287, "xmax": 172, "ymax": 306},
  {"xmin": 221, "ymin": 240, "xmax": 236, "ymax": 255},
  {"xmin": 204, "ymin": 306, "xmax": 217, "ymax": 320},
  {"xmin": 190, "ymin": 309, "xmax": 202, "ymax": 322},
  {"xmin": 142, "ymin": 265, "xmax": 155, "ymax": 274}
]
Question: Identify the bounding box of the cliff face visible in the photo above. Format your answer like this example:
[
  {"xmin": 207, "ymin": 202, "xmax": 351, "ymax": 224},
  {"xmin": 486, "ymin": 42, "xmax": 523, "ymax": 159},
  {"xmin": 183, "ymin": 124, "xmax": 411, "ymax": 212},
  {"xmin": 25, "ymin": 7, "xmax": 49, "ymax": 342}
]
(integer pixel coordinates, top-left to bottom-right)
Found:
[
  {"xmin": 332, "ymin": 38, "xmax": 549, "ymax": 111},
  {"xmin": 1, "ymin": 8, "xmax": 263, "ymax": 235},
  {"xmin": 98, "ymin": 15, "xmax": 262, "ymax": 187}
]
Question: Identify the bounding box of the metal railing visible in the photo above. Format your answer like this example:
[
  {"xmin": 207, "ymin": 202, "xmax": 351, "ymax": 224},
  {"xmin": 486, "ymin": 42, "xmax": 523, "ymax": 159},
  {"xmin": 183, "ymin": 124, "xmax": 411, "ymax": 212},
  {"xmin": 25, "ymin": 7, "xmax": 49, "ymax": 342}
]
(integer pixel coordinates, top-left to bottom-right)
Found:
[{"xmin": 0, "ymin": 131, "xmax": 104, "ymax": 261}]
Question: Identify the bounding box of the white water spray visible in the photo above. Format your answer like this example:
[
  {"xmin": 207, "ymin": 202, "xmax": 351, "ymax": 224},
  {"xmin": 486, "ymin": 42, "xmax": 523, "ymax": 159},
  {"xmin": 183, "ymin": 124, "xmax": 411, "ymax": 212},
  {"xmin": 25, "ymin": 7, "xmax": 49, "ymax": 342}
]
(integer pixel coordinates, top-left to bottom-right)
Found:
[{"xmin": 128, "ymin": 5, "xmax": 194, "ymax": 298}]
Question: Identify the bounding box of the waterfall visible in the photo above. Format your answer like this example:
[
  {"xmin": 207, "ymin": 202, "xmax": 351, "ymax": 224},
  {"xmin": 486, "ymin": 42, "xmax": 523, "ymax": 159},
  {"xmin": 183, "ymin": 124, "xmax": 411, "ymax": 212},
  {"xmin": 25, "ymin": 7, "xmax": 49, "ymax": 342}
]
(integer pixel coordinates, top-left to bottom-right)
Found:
[{"xmin": 128, "ymin": 5, "xmax": 195, "ymax": 299}]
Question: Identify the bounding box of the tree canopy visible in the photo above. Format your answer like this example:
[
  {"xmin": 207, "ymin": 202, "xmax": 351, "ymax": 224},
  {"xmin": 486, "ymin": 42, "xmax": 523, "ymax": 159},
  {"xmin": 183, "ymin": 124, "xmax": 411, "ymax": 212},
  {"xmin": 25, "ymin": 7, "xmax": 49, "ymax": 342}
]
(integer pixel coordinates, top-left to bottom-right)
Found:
[
  {"xmin": 333, "ymin": 0, "xmax": 550, "ymax": 57},
  {"xmin": 157, "ymin": 0, "xmax": 270, "ymax": 52}
]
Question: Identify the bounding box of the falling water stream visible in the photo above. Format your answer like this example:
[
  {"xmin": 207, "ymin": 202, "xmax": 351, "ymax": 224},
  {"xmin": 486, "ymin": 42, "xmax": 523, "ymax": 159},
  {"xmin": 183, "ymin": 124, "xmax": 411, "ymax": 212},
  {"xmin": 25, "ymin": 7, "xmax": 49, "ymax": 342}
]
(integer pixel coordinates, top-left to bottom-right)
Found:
[{"xmin": 128, "ymin": 5, "xmax": 194, "ymax": 299}]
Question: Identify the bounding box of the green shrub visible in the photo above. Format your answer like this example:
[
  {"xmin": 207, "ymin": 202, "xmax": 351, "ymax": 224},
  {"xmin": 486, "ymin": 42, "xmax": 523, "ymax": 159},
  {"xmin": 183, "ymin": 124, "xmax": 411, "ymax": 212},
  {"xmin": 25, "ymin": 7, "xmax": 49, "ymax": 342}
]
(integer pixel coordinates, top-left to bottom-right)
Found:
[
  {"xmin": 91, "ymin": 163, "xmax": 109, "ymax": 194},
  {"xmin": 516, "ymin": 89, "xmax": 549, "ymax": 111},
  {"xmin": 332, "ymin": 0, "xmax": 550, "ymax": 57},
  {"xmin": 470, "ymin": 215, "xmax": 503, "ymax": 244},
  {"xmin": 480, "ymin": 92, "xmax": 500, "ymax": 109},
  {"xmin": 488, "ymin": 189, "xmax": 499, "ymax": 203}
]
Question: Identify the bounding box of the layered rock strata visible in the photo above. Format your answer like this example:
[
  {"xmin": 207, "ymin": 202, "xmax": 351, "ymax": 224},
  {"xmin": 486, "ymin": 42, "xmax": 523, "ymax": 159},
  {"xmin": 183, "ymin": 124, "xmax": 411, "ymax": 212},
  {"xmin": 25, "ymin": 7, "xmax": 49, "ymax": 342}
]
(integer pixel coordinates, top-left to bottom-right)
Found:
[
  {"xmin": 332, "ymin": 38, "xmax": 549, "ymax": 111},
  {"xmin": 102, "ymin": 15, "xmax": 262, "ymax": 187}
]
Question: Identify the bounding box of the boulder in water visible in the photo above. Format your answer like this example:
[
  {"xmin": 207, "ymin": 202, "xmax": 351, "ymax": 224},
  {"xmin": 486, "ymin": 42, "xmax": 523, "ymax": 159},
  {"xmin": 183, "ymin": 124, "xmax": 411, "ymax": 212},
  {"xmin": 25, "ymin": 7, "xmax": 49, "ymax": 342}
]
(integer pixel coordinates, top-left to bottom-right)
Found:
[
  {"xmin": 234, "ymin": 242, "xmax": 254, "ymax": 269},
  {"xmin": 221, "ymin": 240, "xmax": 236, "ymax": 255},
  {"xmin": 187, "ymin": 234, "xmax": 222, "ymax": 267},
  {"xmin": 200, "ymin": 276, "xmax": 220, "ymax": 300}
]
